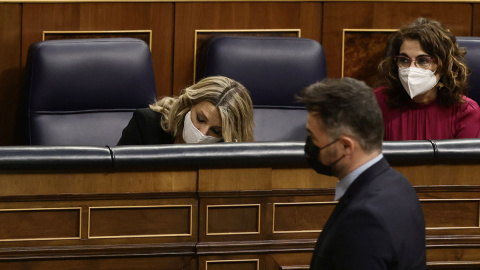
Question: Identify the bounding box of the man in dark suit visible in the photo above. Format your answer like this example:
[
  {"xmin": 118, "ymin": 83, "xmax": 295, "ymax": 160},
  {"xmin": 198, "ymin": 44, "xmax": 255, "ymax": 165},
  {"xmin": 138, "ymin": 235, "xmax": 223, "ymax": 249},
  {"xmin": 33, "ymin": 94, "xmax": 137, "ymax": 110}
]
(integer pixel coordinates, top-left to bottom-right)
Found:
[{"xmin": 298, "ymin": 77, "xmax": 426, "ymax": 270}]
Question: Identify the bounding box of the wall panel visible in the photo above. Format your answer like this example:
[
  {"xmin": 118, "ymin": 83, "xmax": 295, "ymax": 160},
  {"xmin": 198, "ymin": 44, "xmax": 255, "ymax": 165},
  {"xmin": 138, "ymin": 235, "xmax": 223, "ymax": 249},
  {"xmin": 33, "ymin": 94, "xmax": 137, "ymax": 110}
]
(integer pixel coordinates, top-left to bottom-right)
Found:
[
  {"xmin": 21, "ymin": 2, "xmax": 174, "ymax": 98},
  {"xmin": 473, "ymin": 4, "xmax": 480, "ymax": 36},
  {"xmin": 173, "ymin": 2, "xmax": 322, "ymax": 94},
  {"xmin": 0, "ymin": 4, "xmax": 22, "ymax": 146},
  {"xmin": 323, "ymin": 2, "xmax": 472, "ymax": 81}
]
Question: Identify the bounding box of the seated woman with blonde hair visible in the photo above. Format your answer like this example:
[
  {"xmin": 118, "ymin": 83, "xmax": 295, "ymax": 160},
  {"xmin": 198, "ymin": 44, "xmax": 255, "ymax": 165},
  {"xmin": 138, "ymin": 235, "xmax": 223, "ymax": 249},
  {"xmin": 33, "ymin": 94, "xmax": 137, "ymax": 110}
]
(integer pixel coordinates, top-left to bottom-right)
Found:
[{"xmin": 118, "ymin": 76, "xmax": 255, "ymax": 145}]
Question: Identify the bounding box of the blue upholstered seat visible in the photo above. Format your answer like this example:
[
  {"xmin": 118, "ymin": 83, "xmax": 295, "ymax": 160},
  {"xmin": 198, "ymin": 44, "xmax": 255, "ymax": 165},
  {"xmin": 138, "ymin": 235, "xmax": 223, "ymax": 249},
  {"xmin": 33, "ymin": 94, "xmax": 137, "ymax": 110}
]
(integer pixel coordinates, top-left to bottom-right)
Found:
[
  {"xmin": 23, "ymin": 38, "xmax": 157, "ymax": 146},
  {"xmin": 457, "ymin": 36, "xmax": 480, "ymax": 104},
  {"xmin": 198, "ymin": 36, "xmax": 327, "ymax": 141}
]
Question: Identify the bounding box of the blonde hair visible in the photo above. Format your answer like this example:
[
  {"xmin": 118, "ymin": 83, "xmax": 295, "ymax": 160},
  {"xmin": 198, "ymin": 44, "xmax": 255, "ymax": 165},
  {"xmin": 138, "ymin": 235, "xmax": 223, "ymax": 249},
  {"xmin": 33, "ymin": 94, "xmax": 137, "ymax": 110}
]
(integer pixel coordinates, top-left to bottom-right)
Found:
[{"xmin": 150, "ymin": 76, "xmax": 255, "ymax": 142}]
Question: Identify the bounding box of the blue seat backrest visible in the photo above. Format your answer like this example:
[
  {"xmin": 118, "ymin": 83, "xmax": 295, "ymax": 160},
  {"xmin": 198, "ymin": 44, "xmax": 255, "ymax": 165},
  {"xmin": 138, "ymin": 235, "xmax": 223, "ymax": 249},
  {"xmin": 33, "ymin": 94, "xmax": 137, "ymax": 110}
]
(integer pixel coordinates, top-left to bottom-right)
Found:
[
  {"xmin": 457, "ymin": 36, "xmax": 480, "ymax": 104},
  {"xmin": 199, "ymin": 36, "xmax": 327, "ymax": 141},
  {"xmin": 24, "ymin": 38, "xmax": 157, "ymax": 146}
]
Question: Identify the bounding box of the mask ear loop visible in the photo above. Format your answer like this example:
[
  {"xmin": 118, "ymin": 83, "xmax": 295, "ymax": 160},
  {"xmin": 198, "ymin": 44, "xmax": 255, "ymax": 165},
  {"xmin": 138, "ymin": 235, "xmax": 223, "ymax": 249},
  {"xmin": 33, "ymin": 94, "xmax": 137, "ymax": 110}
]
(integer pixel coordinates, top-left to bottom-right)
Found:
[{"xmin": 433, "ymin": 70, "xmax": 444, "ymax": 89}]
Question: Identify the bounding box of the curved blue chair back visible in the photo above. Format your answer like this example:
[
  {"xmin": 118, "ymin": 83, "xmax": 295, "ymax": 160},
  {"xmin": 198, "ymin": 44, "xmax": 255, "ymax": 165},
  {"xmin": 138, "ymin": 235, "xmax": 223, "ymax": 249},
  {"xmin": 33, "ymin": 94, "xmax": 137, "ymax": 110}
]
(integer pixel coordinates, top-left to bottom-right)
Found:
[
  {"xmin": 457, "ymin": 36, "xmax": 480, "ymax": 104},
  {"xmin": 24, "ymin": 38, "xmax": 157, "ymax": 146},
  {"xmin": 199, "ymin": 36, "xmax": 327, "ymax": 141}
]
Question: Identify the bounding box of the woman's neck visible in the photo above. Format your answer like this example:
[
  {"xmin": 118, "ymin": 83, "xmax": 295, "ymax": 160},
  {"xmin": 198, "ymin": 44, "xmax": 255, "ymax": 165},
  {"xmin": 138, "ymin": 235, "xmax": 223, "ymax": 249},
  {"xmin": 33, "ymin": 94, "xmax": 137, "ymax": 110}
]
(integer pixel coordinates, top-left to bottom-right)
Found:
[{"xmin": 174, "ymin": 134, "xmax": 185, "ymax": 144}]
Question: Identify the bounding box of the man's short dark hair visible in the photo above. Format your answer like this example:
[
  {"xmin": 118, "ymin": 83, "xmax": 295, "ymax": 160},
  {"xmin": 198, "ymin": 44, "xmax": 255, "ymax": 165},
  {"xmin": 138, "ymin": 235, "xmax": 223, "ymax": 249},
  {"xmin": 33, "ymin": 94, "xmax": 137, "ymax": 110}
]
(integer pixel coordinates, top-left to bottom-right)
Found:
[{"xmin": 298, "ymin": 77, "xmax": 384, "ymax": 152}]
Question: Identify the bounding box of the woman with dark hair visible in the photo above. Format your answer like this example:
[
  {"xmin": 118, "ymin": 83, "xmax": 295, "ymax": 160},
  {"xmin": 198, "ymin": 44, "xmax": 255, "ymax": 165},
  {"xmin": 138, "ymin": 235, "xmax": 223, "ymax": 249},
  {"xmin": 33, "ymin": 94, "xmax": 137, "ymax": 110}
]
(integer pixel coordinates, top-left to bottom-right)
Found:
[{"xmin": 376, "ymin": 17, "xmax": 480, "ymax": 140}]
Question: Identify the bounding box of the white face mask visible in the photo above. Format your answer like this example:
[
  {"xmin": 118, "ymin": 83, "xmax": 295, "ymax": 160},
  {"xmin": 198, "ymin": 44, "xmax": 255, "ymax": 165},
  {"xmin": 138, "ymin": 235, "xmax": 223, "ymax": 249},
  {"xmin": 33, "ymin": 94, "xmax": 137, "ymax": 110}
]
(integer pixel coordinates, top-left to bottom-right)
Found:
[
  {"xmin": 182, "ymin": 111, "xmax": 222, "ymax": 144},
  {"xmin": 399, "ymin": 67, "xmax": 439, "ymax": 99}
]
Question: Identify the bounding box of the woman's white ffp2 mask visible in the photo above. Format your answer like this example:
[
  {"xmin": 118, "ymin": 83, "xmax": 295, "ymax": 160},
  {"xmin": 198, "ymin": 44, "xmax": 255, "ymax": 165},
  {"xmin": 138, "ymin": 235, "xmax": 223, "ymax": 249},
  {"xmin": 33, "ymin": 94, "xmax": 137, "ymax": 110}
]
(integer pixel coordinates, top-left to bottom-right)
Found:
[
  {"xmin": 399, "ymin": 67, "xmax": 439, "ymax": 99},
  {"xmin": 182, "ymin": 111, "xmax": 222, "ymax": 144}
]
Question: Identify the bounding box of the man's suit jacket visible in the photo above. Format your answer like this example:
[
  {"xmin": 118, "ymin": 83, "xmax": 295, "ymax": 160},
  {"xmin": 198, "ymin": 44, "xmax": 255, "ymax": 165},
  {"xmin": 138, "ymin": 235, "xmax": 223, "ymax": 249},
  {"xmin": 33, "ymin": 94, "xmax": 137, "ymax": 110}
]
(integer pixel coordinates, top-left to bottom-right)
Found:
[{"xmin": 310, "ymin": 157, "xmax": 426, "ymax": 270}]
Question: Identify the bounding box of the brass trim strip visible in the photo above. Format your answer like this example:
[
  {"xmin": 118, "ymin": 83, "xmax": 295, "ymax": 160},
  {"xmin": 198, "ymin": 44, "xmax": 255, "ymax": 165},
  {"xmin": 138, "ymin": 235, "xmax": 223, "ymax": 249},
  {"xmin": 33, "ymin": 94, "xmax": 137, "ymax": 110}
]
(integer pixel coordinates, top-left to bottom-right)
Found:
[
  {"xmin": 427, "ymin": 261, "xmax": 480, "ymax": 266},
  {"xmin": 88, "ymin": 205, "xmax": 193, "ymax": 239},
  {"xmin": 0, "ymin": 207, "xmax": 82, "ymax": 242},
  {"xmin": 42, "ymin": 30, "xmax": 153, "ymax": 51},
  {"xmin": 281, "ymin": 266, "xmax": 310, "ymax": 270},
  {"xmin": 420, "ymin": 199, "xmax": 480, "ymax": 230},
  {"xmin": 341, "ymin": 28, "xmax": 398, "ymax": 78},
  {"xmin": 193, "ymin": 29, "xmax": 301, "ymax": 82},
  {"xmin": 206, "ymin": 204, "xmax": 261, "ymax": 235},
  {"xmin": 206, "ymin": 259, "xmax": 260, "ymax": 270},
  {"xmin": 273, "ymin": 201, "xmax": 337, "ymax": 234}
]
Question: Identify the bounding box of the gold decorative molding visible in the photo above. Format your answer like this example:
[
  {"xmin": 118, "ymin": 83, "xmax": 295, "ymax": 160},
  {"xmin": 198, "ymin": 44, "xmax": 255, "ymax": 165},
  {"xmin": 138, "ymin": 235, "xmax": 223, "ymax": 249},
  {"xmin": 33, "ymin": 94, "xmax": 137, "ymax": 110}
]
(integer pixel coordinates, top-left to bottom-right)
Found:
[
  {"xmin": 206, "ymin": 259, "xmax": 260, "ymax": 270},
  {"xmin": 273, "ymin": 202, "xmax": 336, "ymax": 234},
  {"xmin": 88, "ymin": 205, "xmax": 193, "ymax": 239},
  {"xmin": 43, "ymin": 30, "xmax": 153, "ymax": 51},
  {"xmin": 206, "ymin": 204, "xmax": 261, "ymax": 235},
  {"xmin": 193, "ymin": 29, "xmax": 301, "ymax": 82},
  {"xmin": 0, "ymin": 207, "xmax": 81, "ymax": 242}
]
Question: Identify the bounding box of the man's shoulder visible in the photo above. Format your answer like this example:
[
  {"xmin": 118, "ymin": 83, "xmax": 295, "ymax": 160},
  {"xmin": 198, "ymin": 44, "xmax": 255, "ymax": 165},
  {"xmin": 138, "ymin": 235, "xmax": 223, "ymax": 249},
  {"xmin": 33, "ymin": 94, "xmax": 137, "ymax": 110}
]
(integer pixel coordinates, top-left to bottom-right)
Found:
[{"xmin": 349, "ymin": 161, "xmax": 418, "ymax": 213}]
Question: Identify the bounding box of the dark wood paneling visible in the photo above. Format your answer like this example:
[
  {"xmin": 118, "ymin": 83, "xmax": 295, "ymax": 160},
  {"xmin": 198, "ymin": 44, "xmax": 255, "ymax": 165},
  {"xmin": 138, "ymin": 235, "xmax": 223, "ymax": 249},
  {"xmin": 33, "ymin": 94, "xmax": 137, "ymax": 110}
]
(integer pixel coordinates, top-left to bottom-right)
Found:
[
  {"xmin": 44, "ymin": 31, "xmax": 151, "ymax": 46},
  {"xmin": 89, "ymin": 206, "xmax": 192, "ymax": 238},
  {"xmin": 422, "ymin": 200, "xmax": 479, "ymax": 228},
  {"xmin": 323, "ymin": 2, "xmax": 472, "ymax": 79},
  {"xmin": 0, "ymin": 255, "xmax": 197, "ymax": 270},
  {"xmin": 173, "ymin": 2, "xmax": 322, "ymax": 95},
  {"xmin": 206, "ymin": 260, "xmax": 258, "ymax": 270},
  {"xmin": 0, "ymin": 4, "xmax": 22, "ymax": 146},
  {"xmin": 266, "ymin": 252, "xmax": 312, "ymax": 270},
  {"xmin": 273, "ymin": 202, "xmax": 335, "ymax": 233},
  {"xmin": 473, "ymin": 4, "xmax": 480, "ymax": 36},
  {"xmin": 207, "ymin": 204, "xmax": 259, "ymax": 234},
  {"xmin": 21, "ymin": 3, "xmax": 174, "ymax": 98},
  {"xmin": 427, "ymin": 246, "xmax": 480, "ymax": 269},
  {"xmin": 343, "ymin": 30, "xmax": 396, "ymax": 87},
  {"xmin": 199, "ymin": 255, "xmax": 265, "ymax": 270},
  {"xmin": 0, "ymin": 170, "xmax": 197, "ymax": 196},
  {"xmin": 0, "ymin": 208, "xmax": 80, "ymax": 240},
  {"xmin": 0, "ymin": 165, "xmax": 479, "ymax": 267}
]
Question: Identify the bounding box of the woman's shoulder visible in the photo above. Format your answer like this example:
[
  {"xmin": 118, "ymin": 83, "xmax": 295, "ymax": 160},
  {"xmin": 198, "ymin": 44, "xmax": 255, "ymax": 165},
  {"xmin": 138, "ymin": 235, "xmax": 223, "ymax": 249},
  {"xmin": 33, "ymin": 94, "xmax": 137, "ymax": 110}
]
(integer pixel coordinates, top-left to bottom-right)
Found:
[
  {"xmin": 460, "ymin": 96, "xmax": 480, "ymax": 112},
  {"xmin": 373, "ymin": 87, "xmax": 389, "ymax": 108},
  {"xmin": 131, "ymin": 108, "xmax": 174, "ymax": 144},
  {"xmin": 373, "ymin": 86, "xmax": 387, "ymax": 94},
  {"xmin": 373, "ymin": 87, "xmax": 389, "ymax": 100},
  {"xmin": 455, "ymin": 96, "xmax": 480, "ymax": 125},
  {"xmin": 132, "ymin": 108, "xmax": 162, "ymax": 122}
]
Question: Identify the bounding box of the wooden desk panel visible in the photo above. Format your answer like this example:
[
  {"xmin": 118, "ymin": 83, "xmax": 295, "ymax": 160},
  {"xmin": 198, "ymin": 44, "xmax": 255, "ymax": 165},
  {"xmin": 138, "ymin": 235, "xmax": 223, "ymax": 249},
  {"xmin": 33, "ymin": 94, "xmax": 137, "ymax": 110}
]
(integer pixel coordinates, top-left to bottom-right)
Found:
[{"xmin": 0, "ymin": 164, "xmax": 479, "ymax": 268}]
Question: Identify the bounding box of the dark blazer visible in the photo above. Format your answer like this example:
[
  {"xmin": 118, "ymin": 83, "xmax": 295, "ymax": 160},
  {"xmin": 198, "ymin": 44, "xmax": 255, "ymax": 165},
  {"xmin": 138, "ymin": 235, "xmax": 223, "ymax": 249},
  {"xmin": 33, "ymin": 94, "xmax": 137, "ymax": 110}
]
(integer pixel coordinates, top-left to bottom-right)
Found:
[
  {"xmin": 310, "ymin": 157, "xmax": 426, "ymax": 270},
  {"xmin": 117, "ymin": 108, "xmax": 175, "ymax": 145}
]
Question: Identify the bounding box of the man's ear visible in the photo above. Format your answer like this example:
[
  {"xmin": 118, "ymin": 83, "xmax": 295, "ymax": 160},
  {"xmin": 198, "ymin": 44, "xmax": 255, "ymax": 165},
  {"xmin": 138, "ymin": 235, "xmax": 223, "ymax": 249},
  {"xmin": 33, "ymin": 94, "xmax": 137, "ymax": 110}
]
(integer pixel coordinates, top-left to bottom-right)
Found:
[{"xmin": 339, "ymin": 135, "xmax": 355, "ymax": 156}]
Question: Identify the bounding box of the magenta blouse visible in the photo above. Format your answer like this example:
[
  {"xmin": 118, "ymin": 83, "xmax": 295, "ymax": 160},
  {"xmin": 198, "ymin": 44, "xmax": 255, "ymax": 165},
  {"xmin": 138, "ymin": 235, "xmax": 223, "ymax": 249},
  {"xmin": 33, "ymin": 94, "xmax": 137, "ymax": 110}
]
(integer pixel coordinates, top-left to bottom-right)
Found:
[{"xmin": 374, "ymin": 87, "xmax": 480, "ymax": 140}]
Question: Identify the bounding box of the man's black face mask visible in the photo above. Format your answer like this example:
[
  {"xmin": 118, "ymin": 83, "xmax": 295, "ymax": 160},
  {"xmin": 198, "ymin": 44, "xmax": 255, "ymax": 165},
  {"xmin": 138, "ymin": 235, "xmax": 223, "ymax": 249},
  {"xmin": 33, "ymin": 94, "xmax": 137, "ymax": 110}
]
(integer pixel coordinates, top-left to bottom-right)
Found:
[{"xmin": 304, "ymin": 136, "xmax": 344, "ymax": 176}]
